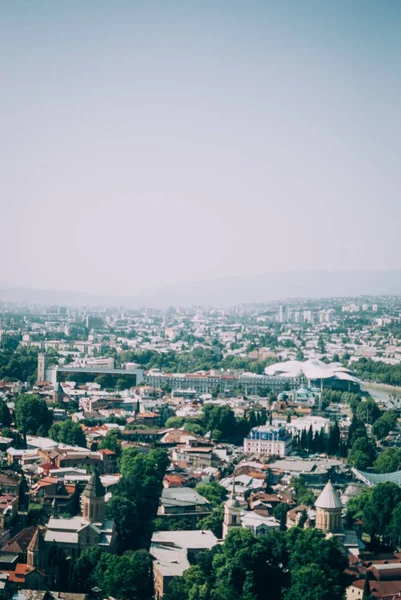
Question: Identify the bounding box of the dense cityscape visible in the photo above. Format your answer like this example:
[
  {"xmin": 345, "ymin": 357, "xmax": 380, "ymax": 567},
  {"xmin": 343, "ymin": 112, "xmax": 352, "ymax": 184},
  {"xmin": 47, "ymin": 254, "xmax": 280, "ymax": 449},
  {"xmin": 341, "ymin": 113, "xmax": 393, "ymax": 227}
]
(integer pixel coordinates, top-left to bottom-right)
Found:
[
  {"xmin": 0, "ymin": 297, "xmax": 399, "ymax": 598},
  {"xmin": 3, "ymin": 0, "xmax": 401, "ymax": 598}
]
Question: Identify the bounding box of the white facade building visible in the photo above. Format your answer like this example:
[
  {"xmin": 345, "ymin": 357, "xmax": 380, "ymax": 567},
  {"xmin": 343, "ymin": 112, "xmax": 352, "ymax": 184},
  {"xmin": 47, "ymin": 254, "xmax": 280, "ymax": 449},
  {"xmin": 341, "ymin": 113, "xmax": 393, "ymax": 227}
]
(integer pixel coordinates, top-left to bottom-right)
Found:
[{"xmin": 243, "ymin": 426, "xmax": 293, "ymax": 457}]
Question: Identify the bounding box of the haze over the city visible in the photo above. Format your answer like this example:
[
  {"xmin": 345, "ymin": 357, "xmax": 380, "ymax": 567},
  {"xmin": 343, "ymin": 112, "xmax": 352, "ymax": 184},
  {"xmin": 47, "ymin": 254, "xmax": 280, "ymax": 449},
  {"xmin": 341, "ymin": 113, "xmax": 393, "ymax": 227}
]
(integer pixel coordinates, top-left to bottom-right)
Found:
[{"xmin": 2, "ymin": 0, "xmax": 401, "ymax": 301}]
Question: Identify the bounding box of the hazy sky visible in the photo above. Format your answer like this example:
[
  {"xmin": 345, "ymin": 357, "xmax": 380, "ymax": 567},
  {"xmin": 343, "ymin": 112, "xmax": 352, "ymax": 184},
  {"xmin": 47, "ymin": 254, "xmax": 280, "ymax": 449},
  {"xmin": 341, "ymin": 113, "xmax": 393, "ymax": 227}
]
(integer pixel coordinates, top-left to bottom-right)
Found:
[{"xmin": 1, "ymin": 0, "xmax": 401, "ymax": 297}]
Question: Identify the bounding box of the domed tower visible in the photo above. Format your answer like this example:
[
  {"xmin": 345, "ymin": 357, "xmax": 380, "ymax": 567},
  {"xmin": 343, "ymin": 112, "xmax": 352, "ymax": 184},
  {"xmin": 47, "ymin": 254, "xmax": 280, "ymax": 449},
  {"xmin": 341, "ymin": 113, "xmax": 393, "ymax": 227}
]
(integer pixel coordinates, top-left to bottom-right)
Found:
[
  {"xmin": 82, "ymin": 471, "xmax": 105, "ymax": 523},
  {"xmin": 27, "ymin": 527, "xmax": 48, "ymax": 571},
  {"xmin": 222, "ymin": 480, "xmax": 242, "ymax": 539},
  {"xmin": 315, "ymin": 480, "xmax": 343, "ymax": 532}
]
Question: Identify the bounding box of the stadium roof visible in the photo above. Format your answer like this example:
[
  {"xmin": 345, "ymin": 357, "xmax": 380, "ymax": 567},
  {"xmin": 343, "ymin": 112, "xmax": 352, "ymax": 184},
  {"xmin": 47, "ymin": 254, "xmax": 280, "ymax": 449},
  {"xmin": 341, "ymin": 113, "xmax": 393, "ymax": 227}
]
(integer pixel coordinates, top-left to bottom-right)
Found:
[{"xmin": 265, "ymin": 359, "xmax": 360, "ymax": 383}]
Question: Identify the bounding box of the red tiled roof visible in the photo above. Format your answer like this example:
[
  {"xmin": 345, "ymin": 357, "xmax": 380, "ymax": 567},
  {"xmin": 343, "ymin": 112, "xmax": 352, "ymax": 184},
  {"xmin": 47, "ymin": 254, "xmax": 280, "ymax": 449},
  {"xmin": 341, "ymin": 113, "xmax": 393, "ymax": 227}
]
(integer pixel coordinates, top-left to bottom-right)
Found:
[
  {"xmin": 1, "ymin": 527, "xmax": 37, "ymax": 554},
  {"xmin": 352, "ymin": 579, "xmax": 401, "ymax": 598}
]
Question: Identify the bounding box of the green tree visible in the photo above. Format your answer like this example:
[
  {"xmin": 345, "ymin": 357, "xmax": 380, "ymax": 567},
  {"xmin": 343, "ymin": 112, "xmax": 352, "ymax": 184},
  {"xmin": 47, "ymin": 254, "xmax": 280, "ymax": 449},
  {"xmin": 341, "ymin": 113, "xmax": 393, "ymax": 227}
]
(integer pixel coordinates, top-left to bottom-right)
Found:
[
  {"xmin": 49, "ymin": 419, "xmax": 86, "ymax": 447},
  {"xmin": 348, "ymin": 437, "xmax": 376, "ymax": 470},
  {"xmin": 374, "ymin": 447, "xmax": 401, "ymax": 473},
  {"xmin": 165, "ymin": 417, "xmax": 185, "ymax": 428},
  {"xmin": 372, "ymin": 411, "xmax": 397, "ymax": 440},
  {"xmin": 27, "ymin": 503, "xmax": 46, "ymax": 526},
  {"xmin": 166, "ymin": 527, "xmax": 348, "ymax": 600},
  {"xmin": 357, "ymin": 482, "xmax": 401, "ymax": 543},
  {"xmin": 106, "ymin": 448, "xmax": 170, "ymax": 552},
  {"xmin": 183, "ymin": 422, "xmax": 205, "ymax": 436},
  {"xmin": 328, "ymin": 421, "xmax": 340, "ymax": 456},
  {"xmin": 273, "ymin": 503, "xmax": 289, "ymax": 531},
  {"xmin": 0, "ymin": 400, "xmax": 12, "ymax": 427},
  {"xmin": 347, "ymin": 417, "xmax": 367, "ymax": 448},
  {"xmin": 98, "ymin": 429, "xmax": 123, "ymax": 457},
  {"xmin": 197, "ymin": 505, "xmax": 224, "ymax": 538},
  {"xmin": 94, "ymin": 374, "xmax": 115, "ymax": 388},
  {"xmin": 291, "ymin": 478, "xmax": 316, "ymax": 507},
  {"xmin": 71, "ymin": 547, "xmax": 153, "ymax": 600},
  {"xmin": 15, "ymin": 393, "xmax": 53, "ymax": 435},
  {"xmin": 195, "ymin": 482, "xmax": 227, "ymax": 507},
  {"xmin": 93, "ymin": 550, "xmax": 153, "ymax": 600},
  {"xmin": 356, "ymin": 399, "xmax": 381, "ymax": 425}
]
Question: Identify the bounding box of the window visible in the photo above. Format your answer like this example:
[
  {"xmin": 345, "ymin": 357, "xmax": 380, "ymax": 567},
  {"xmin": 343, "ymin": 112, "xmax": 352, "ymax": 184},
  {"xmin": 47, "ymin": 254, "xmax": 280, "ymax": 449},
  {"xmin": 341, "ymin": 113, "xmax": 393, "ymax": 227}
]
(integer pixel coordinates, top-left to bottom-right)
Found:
[{"xmin": 232, "ymin": 515, "xmax": 237, "ymax": 524}]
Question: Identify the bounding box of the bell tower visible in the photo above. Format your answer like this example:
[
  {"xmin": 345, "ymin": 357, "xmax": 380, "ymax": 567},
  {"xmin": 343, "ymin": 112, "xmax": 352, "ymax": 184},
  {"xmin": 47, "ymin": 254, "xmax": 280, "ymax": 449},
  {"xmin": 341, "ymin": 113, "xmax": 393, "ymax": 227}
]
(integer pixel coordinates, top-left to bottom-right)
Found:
[
  {"xmin": 222, "ymin": 478, "xmax": 242, "ymax": 539},
  {"xmin": 82, "ymin": 471, "xmax": 105, "ymax": 523}
]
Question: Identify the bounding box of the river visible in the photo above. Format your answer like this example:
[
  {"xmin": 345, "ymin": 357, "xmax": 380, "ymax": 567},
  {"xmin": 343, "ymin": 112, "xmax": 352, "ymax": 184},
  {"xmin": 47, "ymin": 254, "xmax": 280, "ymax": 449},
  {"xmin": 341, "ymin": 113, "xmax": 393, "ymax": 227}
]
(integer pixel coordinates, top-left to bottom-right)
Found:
[{"xmin": 361, "ymin": 381, "xmax": 401, "ymax": 405}]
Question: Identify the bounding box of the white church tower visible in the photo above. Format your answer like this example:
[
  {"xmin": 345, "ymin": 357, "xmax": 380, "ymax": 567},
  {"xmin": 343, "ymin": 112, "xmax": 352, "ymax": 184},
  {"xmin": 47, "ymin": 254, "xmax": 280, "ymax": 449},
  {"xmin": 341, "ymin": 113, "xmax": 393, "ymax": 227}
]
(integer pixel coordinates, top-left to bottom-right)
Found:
[{"xmin": 222, "ymin": 479, "xmax": 242, "ymax": 539}]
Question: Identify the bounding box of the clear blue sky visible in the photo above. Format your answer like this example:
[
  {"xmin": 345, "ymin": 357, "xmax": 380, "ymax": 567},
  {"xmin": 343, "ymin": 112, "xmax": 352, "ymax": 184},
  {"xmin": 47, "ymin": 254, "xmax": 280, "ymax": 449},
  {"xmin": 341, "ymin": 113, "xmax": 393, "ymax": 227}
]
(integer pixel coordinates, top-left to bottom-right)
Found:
[{"xmin": 1, "ymin": 1, "xmax": 401, "ymax": 296}]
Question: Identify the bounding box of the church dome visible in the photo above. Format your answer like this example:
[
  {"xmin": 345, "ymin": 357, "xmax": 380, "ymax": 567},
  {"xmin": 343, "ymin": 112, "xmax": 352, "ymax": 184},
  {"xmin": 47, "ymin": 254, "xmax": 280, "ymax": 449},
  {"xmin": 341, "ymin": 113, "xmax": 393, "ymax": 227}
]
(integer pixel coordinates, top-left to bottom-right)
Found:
[{"xmin": 315, "ymin": 480, "xmax": 342, "ymax": 510}]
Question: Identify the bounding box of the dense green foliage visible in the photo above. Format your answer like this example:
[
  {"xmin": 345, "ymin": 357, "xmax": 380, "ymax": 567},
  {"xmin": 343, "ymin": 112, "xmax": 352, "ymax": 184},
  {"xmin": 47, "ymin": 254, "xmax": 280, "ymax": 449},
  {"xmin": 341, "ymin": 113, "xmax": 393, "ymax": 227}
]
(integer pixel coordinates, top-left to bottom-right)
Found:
[
  {"xmin": 166, "ymin": 527, "xmax": 349, "ymax": 600},
  {"xmin": 297, "ymin": 425, "xmax": 327, "ymax": 454},
  {"xmin": 49, "ymin": 420, "xmax": 86, "ymax": 447},
  {"xmin": 321, "ymin": 390, "xmax": 363, "ymax": 408},
  {"xmin": 197, "ymin": 505, "xmax": 224, "ymax": 538},
  {"xmin": 196, "ymin": 482, "xmax": 228, "ymax": 507},
  {"xmin": 200, "ymin": 404, "xmax": 250, "ymax": 444},
  {"xmin": 27, "ymin": 503, "xmax": 46, "ymax": 526},
  {"xmin": 167, "ymin": 405, "xmax": 253, "ymax": 444},
  {"xmin": 371, "ymin": 411, "xmax": 398, "ymax": 440},
  {"xmin": 291, "ymin": 478, "xmax": 315, "ymax": 506},
  {"xmin": 98, "ymin": 429, "xmax": 123, "ymax": 457},
  {"xmin": 374, "ymin": 447, "xmax": 401, "ymax": 473},
  {"xmin": 115, "ymin": 348, "xmax": 274, "ymax": 375},
  {"xmin": 0, "ymin": 342, "xmax": 39, "ymax": 383},
  {"xmin": 353, "ymin": 358, "xmax": 401, "ymax": 387},
  {"xmin": 346, "ymin": 482, "xmax": 401, "ymax": 545},
  {"xmin": 105, "ymin": 447, "xmax": 169, "ymax": 552},
  {"xmin": 70, "ymin": 546, "xmax": 153, "ymax": 600},
  {"xmin": 348, "ymin": 436, "xmax": 376, "ymax": 470},
  {"xmin": 0, "ymin": 399, "xmax": 12, "ymax": 427},
  {"xmin": 15, "ymin": 393, "xmax": 53, "ymax": 435}
]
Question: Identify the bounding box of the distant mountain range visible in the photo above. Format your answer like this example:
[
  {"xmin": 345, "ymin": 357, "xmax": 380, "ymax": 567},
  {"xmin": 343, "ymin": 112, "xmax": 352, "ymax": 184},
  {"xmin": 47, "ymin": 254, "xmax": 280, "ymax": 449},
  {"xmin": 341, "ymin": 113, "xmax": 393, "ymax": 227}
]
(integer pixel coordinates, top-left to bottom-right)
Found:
[{"xmin": 1, "ymin": 269, "xmax": 401, "ymax": 308}]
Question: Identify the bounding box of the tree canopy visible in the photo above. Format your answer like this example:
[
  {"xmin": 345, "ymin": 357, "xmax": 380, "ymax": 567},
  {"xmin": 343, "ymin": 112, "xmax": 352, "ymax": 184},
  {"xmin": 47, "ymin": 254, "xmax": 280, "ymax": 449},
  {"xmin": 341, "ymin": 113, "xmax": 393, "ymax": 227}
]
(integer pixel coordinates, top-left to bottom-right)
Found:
[
  {"xmin": 49, "ymin": 419, "xmax": 86, "ymax": 447},
  {"xmin": 15, "ymin": 393, "xmax": 53, "ymax": 435},
  {"xmin": 105, "ymin": 447, "xmax": 169, "ymax": 552},
  {"xmin": 166, "ymin": 527, "xmax": 349, "ymax": 600}
]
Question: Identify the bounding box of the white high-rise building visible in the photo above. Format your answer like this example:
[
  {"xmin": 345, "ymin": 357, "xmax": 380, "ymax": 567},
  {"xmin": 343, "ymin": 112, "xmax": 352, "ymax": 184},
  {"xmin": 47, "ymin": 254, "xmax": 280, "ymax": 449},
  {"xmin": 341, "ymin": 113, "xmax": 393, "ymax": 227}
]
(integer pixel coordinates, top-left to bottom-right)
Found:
[
  {"xmin": 278, "ymin": 305, "xmax": 288, "ymax": 323},
  {"xmin": 303, "ymin": 310, "xmax": 315, "ymax": 323}
]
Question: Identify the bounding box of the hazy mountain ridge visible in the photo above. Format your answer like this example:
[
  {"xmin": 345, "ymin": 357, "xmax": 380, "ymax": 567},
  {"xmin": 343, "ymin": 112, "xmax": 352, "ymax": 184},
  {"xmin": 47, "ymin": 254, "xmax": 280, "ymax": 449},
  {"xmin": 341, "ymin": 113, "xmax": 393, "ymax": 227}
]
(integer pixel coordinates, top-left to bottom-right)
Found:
[{"xmin": 1, "ymin": 270, "xmax": 401, "ymax": 309}]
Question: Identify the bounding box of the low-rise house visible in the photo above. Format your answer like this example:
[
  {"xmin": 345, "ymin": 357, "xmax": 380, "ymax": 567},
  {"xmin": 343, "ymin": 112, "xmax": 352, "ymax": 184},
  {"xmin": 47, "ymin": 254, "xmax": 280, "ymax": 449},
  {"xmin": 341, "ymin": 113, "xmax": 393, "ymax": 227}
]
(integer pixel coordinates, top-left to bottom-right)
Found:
[
  {"xmin": 0, "ymin": 473, "xmax": 21, "ymax": 496},
  {"xmin": 286, "ymin": 504, "xmax": 315, "ymax": 529},
  {"xmin": 0, "ymin": 494, "xmax": 18, "ymax": 529},
  {"xmin": 240, "ymin": 512, "xmax": 280, "ymax": 536},
  {"xmin": 346, "ymin": 557, "xmax": 401, "ymax": 600},
  {"xmin": 30, "ymin": 478, "xmax": 77, "ymax": 515},
  {"xmin": 158, "ymin": 487, "xmax": 212, "ymax": 527},
  {"xmin": 1, "ymin": 527, "xmax": 38, "ymax": 563},
  {"xmin": 172, "ymin": 444, "xmax": 215, "ymax": 468},
  {"xmin": 13, "ymin": 592, "xmax": 88, "ymax": 600},
  {"xmin": 0, "ymin": 564, "xmax": 45, "ymax": 590}
]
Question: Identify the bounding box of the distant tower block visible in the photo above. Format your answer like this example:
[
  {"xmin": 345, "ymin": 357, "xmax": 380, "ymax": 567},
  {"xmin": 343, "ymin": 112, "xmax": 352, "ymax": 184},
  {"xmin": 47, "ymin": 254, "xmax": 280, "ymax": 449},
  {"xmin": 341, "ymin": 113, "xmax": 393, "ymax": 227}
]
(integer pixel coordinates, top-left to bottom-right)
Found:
[{"xmin": 37, "ymin": 353, "xmax": 49, "ymax": 382}]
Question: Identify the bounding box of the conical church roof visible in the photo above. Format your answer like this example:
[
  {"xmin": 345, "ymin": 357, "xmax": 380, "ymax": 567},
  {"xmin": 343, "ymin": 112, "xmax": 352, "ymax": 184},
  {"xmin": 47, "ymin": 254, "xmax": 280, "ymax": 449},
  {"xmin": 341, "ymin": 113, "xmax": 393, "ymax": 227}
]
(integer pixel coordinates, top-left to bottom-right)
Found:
[
  {"xmin": 81, "ymin": 471, "xmax": 105, "ymax": 499},
  {"xmin": 315, "ymin": 480, "xmax": 342, "ymax": 510}
]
